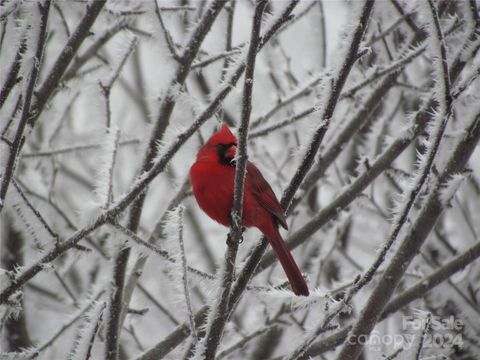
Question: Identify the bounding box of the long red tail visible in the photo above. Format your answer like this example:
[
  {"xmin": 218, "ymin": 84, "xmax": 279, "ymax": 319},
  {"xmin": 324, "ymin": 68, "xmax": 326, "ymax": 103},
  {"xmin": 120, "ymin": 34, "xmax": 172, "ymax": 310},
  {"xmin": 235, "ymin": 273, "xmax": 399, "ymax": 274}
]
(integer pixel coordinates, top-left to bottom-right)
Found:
[{"xmin": 266, "ymin": 226, "xmax": 309, "ymax": 296}]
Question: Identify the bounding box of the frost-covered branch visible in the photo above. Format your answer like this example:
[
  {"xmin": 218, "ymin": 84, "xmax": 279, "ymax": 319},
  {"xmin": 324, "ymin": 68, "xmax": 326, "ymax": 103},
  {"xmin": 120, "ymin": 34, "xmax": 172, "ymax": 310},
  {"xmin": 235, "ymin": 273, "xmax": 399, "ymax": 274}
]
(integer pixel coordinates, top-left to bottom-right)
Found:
[
  {"xmin": 4, "ymin": 3, "xmax": 478, "ymax": 358},
  {"xmin": 110, "ymin": 223, "xmax": 214, "ymax": 281},
  {"xmin": 30, "ymin": 0, "xmax": 107, "ymax": 124},
  {"xmin": 69, "ymin": 301, "xmax": 106, "ymax": 360},
  {"xmin": 426, "ymin": 0, "xmax": 452, "ymax": 111},
  {"xmin": 136, "ymin": 306, "xmax": 210, "ymax": 360},
  {"xmin": 382, "ymin": 236, "xmax": 480, "ymax": 318},
  {"xmin": 0, "ymin": 0, "xmax": 51, "ymax": 214},
  {"xmin": 0, "ymin": 213, "xmax": 31, "ymax": 352},
  {"xmin": 99, "ymin": 37, "xmax": 137, "ymax": 125},
  {"xmin": 281, "ymin": 0, "xmax": 374, "ymax": 211},
  {"xmin": 217, "ymin": 324, "xmax": 276, "ymax": 359},
  {"xmin": 134, "ymin": 3, "xmax": 302, "ymax": 358},
  {"xmin": 23, "ymin": 290, "xmax": 105, "ymax": 359},
  {"xmin": 389, "ymin": 0, "xmax": 424, "ymax": 38},
  {"xmin": 301, "ymin": 227, "xmax": 480, "ymax": 359},
  {"xmin": 0, "ymin": 0, "xmax": 296, "ymax": 311},
  {"xmin": 1, "ymin": 95, "xmax": 22, "ymax": 139},
  {"xmin": 104, "ymin": 2, "xmax": 227, "ymax": 358},
  {"xmin": 63, "ymin": 20, "xmax": 128, "ymax": 81},
  {"xmin": 249, "ymin": 105, "xmax": 318, "ymax": 139},
  {"xmin": 336, "ymin": 110, "xmax": 480, "ymax": 359},
  {"xmin": 341, "ymin": 0, "xmax": 454, "ymax": 299},
  {"xmin": 154, "ymin": 0, "xmax": 182, "ymax": 62},
  {"xmin": 283, "ymin": 301, "xmax": 344, "ymax": 360},
  {"xmin": 365, "ymin": 11, "xmax": 411, "ymax": 47},
  {"xmin": 11, "ymin": 179, "xmax": 59, "ymax": 244},
  {"xmin": 0, "ymin": 35, "xmax": 26, "ymax": 109},
  {"xmin": 175, "ymin": 207, "xmax": 197, "ymax": 343},
  {"xmin": 227, "ymin": 0, "xmax": 375, "ymax": 315},
  {"xmin": 96, "ymin": 40, "xmax": 136, "ymax": 207},
  {"xmin": 414, "ymin": 313, "xmax": 431, "ymax": 360},
  {"xmin": 201, "ymin": 2, "xmax": 267, "ymax": 359},
  {"xmin": 250, "ymin": 73, "xmax": 324, "ymax": 130},
  {"xmin": 119, "ymin": 176, "xmax": 192, "ymax": 325},
  {"xmin": 98, "ymin": 52, "xmax": 132, "ymax": 357},
  {"xmin": 257, "ymin": 108, "xmax": 427, "ymax": 271},
  {"xmin": 294, "ymin": 72, "xmax": 400, "ymax": 207},
  {"xmin": 191, "ymin": 48, "xmax": 242, "ymax": 70},
  {"xmin": 21, "ymin": 138, "xmax": 140, "ymax": 158},
  {"xmin": 137, "ymin": 283, "xmax": 180, "ymax": 326}
]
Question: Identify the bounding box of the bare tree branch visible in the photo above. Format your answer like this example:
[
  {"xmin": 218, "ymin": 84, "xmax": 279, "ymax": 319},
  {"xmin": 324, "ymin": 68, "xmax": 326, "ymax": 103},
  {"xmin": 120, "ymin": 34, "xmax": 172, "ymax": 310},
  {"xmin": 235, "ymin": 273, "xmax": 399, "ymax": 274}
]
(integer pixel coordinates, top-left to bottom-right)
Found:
[
  {"xmin": 0, "ymin": 0, "xmax": 51, "ymax": 214},
  {"xmin": 3, "ymin": 3, "xmax": 478, "ymax": 359},
  {"xmin": 0, "ymin": 35, "xmax": 26, "ymax": 109},
  {"xmin": 30, "ymin": 0, "xmax": 107, "ymax": 123},
  {"xmin": 104, "ymin": 2, "xmax": 227, "ymax": 359},
  {"xmin": 227, "ymin": 0, "xmax": 375, "ymax": 318},
  {"xmin": 0, "ymin": 0, "xmax": 297, "ymax": 308},
  {"xmin": 201, "ymin": 2, "xmax": 267, "ymax": 359},
  {"xmin": 336, "ymin": 110, "xmax": 480, "ymax": 359},
  {"xmin": 154, "ymin": 0, "xmax": 182, "ymax": 62}
]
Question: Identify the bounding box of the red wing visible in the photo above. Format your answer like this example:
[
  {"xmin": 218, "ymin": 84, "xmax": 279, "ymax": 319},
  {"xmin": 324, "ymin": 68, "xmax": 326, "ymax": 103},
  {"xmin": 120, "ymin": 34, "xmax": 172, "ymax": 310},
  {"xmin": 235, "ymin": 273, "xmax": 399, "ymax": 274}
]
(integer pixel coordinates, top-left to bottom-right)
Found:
[{"xmin": 246, "ymin": 162, "xmax": 288, "ymax": 229}]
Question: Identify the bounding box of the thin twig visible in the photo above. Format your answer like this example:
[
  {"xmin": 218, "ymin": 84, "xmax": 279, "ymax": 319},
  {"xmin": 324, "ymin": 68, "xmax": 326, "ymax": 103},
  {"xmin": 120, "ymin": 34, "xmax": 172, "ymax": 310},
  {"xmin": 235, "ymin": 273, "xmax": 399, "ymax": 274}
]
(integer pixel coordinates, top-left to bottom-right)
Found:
[
  {"xmin": 159, "ymin": 6, "xmax": 197, "ymax": 12},
  {"xmin": 99, "ymin": 38, "xmax": 137, "ymax": 127},
  {"xmin": 217, "ymin": 325, "xmax": 276, "ymax": 359},
  {"xmin": 0, "ymin": 34, "xmax": 26, "ymax": 109},
  {"xmin": 154, "ymin": 0, "xmax": 182, "ymax": 62},
  {"xmin": 365, "ymin": 12, "xmax": 410, "ymax": 47},
  {"xmin": 11, "ymin": 179, "xmax": 59, "ymax": 244},
  {"xmin": 63, "ymin": 20, "xmax": 128, "ymax": 81},
  {"xmin": 1, "ymin": 94, "xmax": 22, "ymax": 138},
  {"xmin": 25, "ymin": 291, "xmax": 104, "ymax": 359},
  {"xmin": 383, "ymin": 237, "xmax": 480, "ymax": 318},
  {"xmin": 137, "ymin": 283, "xmax": 180, "ymax": 326},
  {"xmin": 21, "ymin": 138, "xmax": 140, "ymax": 158},
  {"xmin": 191, "ymin": 48, "xmax": 242, "ymax": 70},
  {"xmin": 341, "ymin": 17, "xmax": 459, "ymax": 99},
  {"xmin": 104, "ymin": 129, "xmax": 120, "ymax": 206},
  {"xmin": 54, "ymin": 2, "xmax": 71, "ymax": 37},
  {"xmin": 250, "ymin": 73, "xmax": 325, "ymax": 130},
  {"xmin": 318, "ymin": 0, "xmax": 327, "ymax": 68},
  {"xmin": 110, "ymin": 222, "xmax": 214, "ymax": 281},
  {"xmin": 414, "ymin": 313, "xmax": 431, "ymax": 360},
  {"xmin": 249, "ymin": 106, "xmax": 317, "ymax": 139},
  {"xmin": 53, "ymin": 269, "xmax": 77, "ymax": 305},
  {"xmin": 176, "ymin": 207, "xmax": 197, "ymax": 342},
  {"xmin": 30, "ymin": 0, "xmax": 107, "ymax": 124}
]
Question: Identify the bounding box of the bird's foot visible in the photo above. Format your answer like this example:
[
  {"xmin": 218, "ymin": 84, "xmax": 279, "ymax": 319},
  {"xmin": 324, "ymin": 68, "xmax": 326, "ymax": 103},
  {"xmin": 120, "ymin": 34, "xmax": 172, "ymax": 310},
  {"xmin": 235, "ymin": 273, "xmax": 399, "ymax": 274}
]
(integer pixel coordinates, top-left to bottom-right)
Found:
[
  {"xmin": 238, "ymin": 227, "xmax": 246, "ymax": 244},
  {"xmin": 226, "ymin": 227, "xmax": 246, "ymax": 246}
]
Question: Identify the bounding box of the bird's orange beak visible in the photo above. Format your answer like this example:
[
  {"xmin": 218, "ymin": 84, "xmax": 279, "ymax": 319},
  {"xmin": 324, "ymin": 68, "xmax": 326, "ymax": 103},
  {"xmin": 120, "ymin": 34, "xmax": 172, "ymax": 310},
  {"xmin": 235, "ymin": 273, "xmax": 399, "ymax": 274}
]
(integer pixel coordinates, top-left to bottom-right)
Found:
[{"xmin": 225, "ymin": 144, "xmax": 237, "ymax": 159}]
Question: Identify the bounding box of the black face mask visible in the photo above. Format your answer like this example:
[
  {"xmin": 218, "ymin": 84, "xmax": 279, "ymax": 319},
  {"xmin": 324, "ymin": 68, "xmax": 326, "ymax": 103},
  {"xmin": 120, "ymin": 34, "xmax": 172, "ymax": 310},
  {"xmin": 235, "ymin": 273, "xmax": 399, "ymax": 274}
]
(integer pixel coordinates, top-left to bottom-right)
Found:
[{"xmin": 217, "ymin": 142, "xmax": 237, "ymax": 166}]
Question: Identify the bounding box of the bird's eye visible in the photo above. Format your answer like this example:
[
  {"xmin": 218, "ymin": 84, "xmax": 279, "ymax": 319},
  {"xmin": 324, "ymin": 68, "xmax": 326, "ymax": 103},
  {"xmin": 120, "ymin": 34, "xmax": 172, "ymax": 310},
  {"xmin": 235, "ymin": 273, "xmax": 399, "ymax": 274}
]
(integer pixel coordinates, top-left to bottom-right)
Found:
[{"xmin": 217, "ymin": 143, "xmax": 237, "ymax": 166}]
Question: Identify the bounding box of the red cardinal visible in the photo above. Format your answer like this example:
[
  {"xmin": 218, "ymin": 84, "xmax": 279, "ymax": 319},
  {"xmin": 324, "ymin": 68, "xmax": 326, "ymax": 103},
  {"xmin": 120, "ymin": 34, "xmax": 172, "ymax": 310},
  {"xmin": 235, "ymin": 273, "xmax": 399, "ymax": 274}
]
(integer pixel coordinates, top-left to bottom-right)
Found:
[{"xmin": 190, "ymin": 124, "xmax": 309, "ymax": 296}]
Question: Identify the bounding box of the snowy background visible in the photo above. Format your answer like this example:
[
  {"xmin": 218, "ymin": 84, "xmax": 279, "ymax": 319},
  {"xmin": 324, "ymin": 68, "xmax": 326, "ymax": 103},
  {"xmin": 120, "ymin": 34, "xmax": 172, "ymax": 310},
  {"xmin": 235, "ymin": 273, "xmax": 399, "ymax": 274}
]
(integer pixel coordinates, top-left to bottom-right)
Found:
[{"xmin": 1, "ymin": 0, "xmax": 480, "ymax": 359}]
